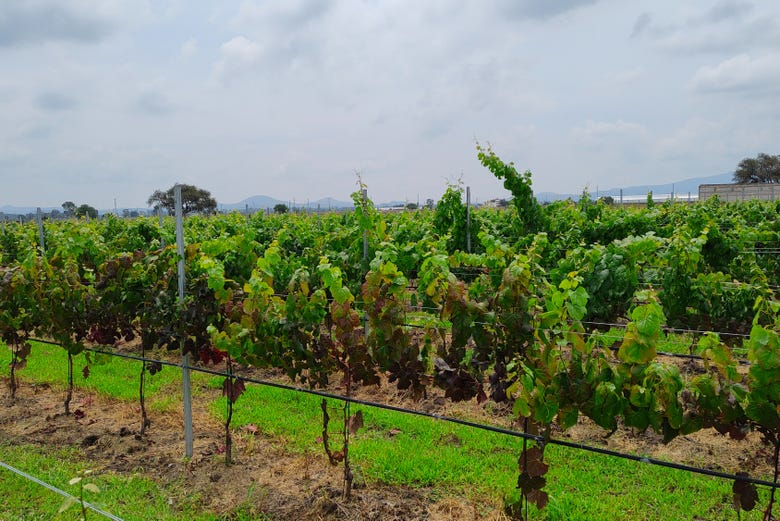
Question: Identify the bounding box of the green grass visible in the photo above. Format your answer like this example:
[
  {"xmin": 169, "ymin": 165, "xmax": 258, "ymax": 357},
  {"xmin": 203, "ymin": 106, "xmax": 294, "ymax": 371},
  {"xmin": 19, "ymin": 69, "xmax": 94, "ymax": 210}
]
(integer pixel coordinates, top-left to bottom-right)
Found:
[
  {"xmin": 208, "ymin": 381, "xmax": 771, "ymax": 520},
  {"xmin": 2, "ymin": 341, "xmax": 776, "ymax": 520},
  {"xmin": 590, "ymin": 326, "xmax": 751, "ymax": 360},
  {"xmin": 10, "ymin": 341, "xmax": 212, "ymax": 411},
  {"xmin": 0, "ymin": 442, "xmax": 267, "ymax": 521}
]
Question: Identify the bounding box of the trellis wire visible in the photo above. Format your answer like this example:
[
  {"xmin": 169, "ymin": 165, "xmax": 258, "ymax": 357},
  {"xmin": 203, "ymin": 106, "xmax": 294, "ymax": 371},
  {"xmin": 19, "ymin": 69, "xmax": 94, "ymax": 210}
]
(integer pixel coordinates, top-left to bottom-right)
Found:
[
  {"xmin": 23, "ymin": 338, "xmax": 780, "ymax": 491},
  {"xmin": 0, "ymin": 459, "xmax": 125, "ymax": 521}
]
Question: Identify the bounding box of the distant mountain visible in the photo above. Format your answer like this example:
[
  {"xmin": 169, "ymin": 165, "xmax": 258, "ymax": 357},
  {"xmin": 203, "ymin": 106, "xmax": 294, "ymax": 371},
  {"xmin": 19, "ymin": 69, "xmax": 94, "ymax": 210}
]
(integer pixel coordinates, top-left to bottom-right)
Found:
[
  {"xmin": 0, "ymin": 205, "xmax": 148, "ymax": 218},
  {"xmin": 536, "ymin": 172, "xmax": 734, "ymax": 202},
  {"xmin": 0, "ymin": 205, "xmax": 58, "ymax": 217},
  {"xmin": 0, "ymin": 173, "xmax": 740, "ymax": 217},
  {"xmin": 220, "ymin": 195, "xmax": 353, "ymax": 212}
]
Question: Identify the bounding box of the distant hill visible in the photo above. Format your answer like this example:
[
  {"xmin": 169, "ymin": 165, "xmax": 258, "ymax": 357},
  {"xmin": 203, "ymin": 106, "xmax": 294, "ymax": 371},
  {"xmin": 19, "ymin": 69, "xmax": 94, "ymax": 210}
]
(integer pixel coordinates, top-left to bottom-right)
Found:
[
  {"xmin": 220, "ymin": 195, "xmax": 353, "ymax": 212},
  {"xmin": 0, "ymin": 206, "xmax": 147, "ymax": 218},
  {"xmin": 0, "ymin": 205, "xmax": 58, "ymax": 217},
  {"xmin": 536, "ymin": 172, "xmax": 733, "ymax": 202},
  {"xmin": 0, "ymin": 173, "xmax": 740, "ymax": 217}
]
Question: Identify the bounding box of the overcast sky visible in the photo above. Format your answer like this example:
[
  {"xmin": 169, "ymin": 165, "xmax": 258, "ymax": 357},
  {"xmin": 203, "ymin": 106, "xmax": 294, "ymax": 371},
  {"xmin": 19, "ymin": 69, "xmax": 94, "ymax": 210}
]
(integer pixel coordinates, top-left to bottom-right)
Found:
[{"xmin": 2, "ymin": 0, "xmax": 779, "ymax": 209}]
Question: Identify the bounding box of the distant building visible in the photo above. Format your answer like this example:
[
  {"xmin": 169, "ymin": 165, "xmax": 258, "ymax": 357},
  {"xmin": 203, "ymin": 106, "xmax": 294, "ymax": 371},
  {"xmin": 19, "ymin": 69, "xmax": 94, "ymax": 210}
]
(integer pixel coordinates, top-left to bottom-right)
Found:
[
  {"xmin": 699, "ymin": 183, "xmax": 780, "ymax": 202},
  {"xmin": 482, "ymin": 198, "xmax": 509, "ymax": 208}
]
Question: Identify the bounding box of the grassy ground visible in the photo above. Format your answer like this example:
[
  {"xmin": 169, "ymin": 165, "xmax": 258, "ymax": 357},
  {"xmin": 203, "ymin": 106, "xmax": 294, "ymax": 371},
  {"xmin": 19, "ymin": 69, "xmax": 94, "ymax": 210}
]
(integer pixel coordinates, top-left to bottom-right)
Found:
[
  {"xmin": 0, "ymin": 442, "xmax": 265, "ymax": 521},
  {"xmin": 0, "ymin": 341, "xmax": 774, "ymax": 520}
]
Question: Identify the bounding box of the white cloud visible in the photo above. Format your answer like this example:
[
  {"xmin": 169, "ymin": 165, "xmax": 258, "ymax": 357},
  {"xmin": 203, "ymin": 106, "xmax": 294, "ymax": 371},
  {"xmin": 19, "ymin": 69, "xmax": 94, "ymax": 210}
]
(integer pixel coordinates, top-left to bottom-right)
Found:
[
  {"xmin": 4, "ymin": 1, "xmax": 780, "ymax": 207},
  {"xmin": 135, "ymin": 91, "xmax": 175, "ymax": 116},
  {"xmin": 571, "ymin": 120, "xmax": 649, "ymax": 145},
  {"xmin": 655, "ymin": 118, "xmax": 724, "ymax": 159},
  {"xmin": 608, "ymin": 67, "xmax": 644, "ymax": 85},
  {"xmin": 213, "ymin": 36, "xmax": 264, "ymax": 84},
  {"xmin": 180, "ymin": 37, "xmax": 198, "ymax": 58},
  {"xmin": 632, "ymin": 2, "xmax": 780, "ymax": 54},
  {"xmin": 688, "ymin": 53, "xmax": 780, "ymax": 94},
  {"xmin": 231, "ymin": 0, "xmax": 331, "ymax": 29}
]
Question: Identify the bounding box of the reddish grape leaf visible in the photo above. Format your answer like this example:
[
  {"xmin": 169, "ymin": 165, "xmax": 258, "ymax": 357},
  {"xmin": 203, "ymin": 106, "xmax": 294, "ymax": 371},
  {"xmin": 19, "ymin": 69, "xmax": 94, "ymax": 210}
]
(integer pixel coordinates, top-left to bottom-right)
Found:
[
  {"xmin": 525, "ymin": 458, "xmax": 549, "ymax": 478},
  {"xmin": 476, "ymin": 387, "xmax": 488, "ymax": 404},
  {"xmin": 82, "ymin": 366, "xmax": 90, "ymax": 379},
  {"xmin": 516, "ymin": 472, "xmax": 546, "ymax": 494},
  {"xmin": 331, "ymin": 450, "xmax": 344, "ymax": 462},
  {"xmin": 527, "ymin": 489, "xmax": 549, "ymax": 509},
  {"xmin": 73, "ymin": 410, "xmax": 86, "ymax": 420},
  {"xmin": 146, "ymin": 361, "xmax": 162, "ymax": 376},
  {"xmin": 732, "ymin": 473, "xmax": 758, "ymax": 511},
  {"xmin": 18, "ymin": 342, "xmax": 31, "ymax": 360},
  {"xmin": 222, "ymin": 378, "xmax": 246, "ymax": 403},
  {"xmin": 348, "ymin": 410, "xmax": 364, "ymax": 435},
  {"xmin": 727, "ymin": 423, "xmax": 749, "ymax": 441}
]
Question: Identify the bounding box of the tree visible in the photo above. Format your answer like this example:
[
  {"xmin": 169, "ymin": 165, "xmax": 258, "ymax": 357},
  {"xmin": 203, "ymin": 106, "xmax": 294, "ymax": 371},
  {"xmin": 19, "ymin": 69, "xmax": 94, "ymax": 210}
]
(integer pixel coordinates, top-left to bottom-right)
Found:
[
  {"xmin": 733, "ymin": 153, "xmax": 780, "ymax": 184},
  {"xmin": 75, "ymin": 204, "xmax": 98, "ymax": 219},
  {"xmin": 147, "ymin": 184, "xmax": 217, "ymax": 215},
  {"xmin": 273, "ymin": 203, "xmax": 288, "ymax": 214},
  {"xmin": 62, "ymin": 201, "xmax": 76, "ymax": 217}
]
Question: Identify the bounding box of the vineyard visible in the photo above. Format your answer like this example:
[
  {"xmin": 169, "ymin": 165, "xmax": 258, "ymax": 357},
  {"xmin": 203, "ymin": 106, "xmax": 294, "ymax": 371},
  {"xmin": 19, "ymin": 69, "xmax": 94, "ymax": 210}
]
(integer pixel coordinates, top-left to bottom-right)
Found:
[{"xmin": 1, "ymin": 170, "xmax": 780, "ymax": 519}]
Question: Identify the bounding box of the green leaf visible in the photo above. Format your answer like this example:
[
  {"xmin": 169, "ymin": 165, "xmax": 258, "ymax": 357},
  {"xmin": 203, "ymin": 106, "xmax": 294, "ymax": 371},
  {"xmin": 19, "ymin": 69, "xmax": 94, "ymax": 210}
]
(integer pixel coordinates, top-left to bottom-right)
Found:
[
  {"xmin": 632, "ymin": 303, "xmax": 663, "ymax": 337},
  {"xmin": 332, "ymin": 286, "xmax": 353, "ymax": 305},
  {"xmin": 534, "ymin": 394, "xmax": 559, "ymax": 425},
  {"xmin": 513, "ymin": 396, "xmax": 531, "ymax": 418},
  {"xmin": 748, "ymin": 325, "xmax": 780, "ymax": 370},
  {"xmin": 745, "ymin": 400, "xmax": 780, "ymax": 430},
  {"xmin": 569, "ymin": 286, "xmax": 589, "ymax": 319},
  {"xmin": 618, "ymin": 325, "xmax": 656, "ymax": 364},
  {"xmin": 629, "ymin": 385, "xmax": 651, "ymax": 407},
  {"xmin": 559, "ymin": 406, "xmax": 579, "ymax": 430}
]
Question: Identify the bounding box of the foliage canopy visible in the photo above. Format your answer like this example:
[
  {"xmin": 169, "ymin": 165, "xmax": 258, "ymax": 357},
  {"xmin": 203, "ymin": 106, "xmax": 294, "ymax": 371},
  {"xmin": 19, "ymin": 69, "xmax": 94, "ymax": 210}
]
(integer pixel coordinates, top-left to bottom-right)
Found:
[
  {"xmin": 476, "ymin": 143, "xmax": 543, "ymax": 234},
  {"xmin": 147, "ymin": 184, "xmax": 217, "ymax": 215},
  {"xmin": 733, "ymin": 153, "xmax": 780, "ymax": 184}
]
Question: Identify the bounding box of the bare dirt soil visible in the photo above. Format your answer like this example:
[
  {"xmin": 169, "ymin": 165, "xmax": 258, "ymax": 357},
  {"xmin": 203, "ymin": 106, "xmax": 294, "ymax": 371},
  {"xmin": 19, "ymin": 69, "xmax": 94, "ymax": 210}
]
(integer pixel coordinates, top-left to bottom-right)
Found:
[
  {"xmin": 0, "ymin": 356, "xmax": 776, "ymax": 520},
  {"xmin": 0, "ymin": 378, "xmax": 504, "ymax": 521}
]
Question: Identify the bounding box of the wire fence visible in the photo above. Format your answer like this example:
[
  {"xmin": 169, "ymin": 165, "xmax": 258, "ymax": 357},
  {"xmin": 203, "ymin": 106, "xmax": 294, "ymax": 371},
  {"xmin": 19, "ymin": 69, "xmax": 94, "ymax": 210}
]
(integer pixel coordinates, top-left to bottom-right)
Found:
[{"xmin": 18, "ymin": 337, "xmax": 780, "ymax": 492}]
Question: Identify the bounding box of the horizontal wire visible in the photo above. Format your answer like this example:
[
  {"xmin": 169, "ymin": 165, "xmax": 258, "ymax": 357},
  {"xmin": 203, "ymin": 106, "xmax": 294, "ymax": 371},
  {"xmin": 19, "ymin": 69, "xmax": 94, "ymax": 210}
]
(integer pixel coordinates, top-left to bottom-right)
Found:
[
  {"xmin": 580, "ymin": 320, "xmax": 752, "ymax": 339},
  {"xmin": 22, "ymin": 338, "xmax": 780, "ymax": 490},
  {"xmin": 0, "ymin": 460, "xmax": 125, "ymax": 521}
]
